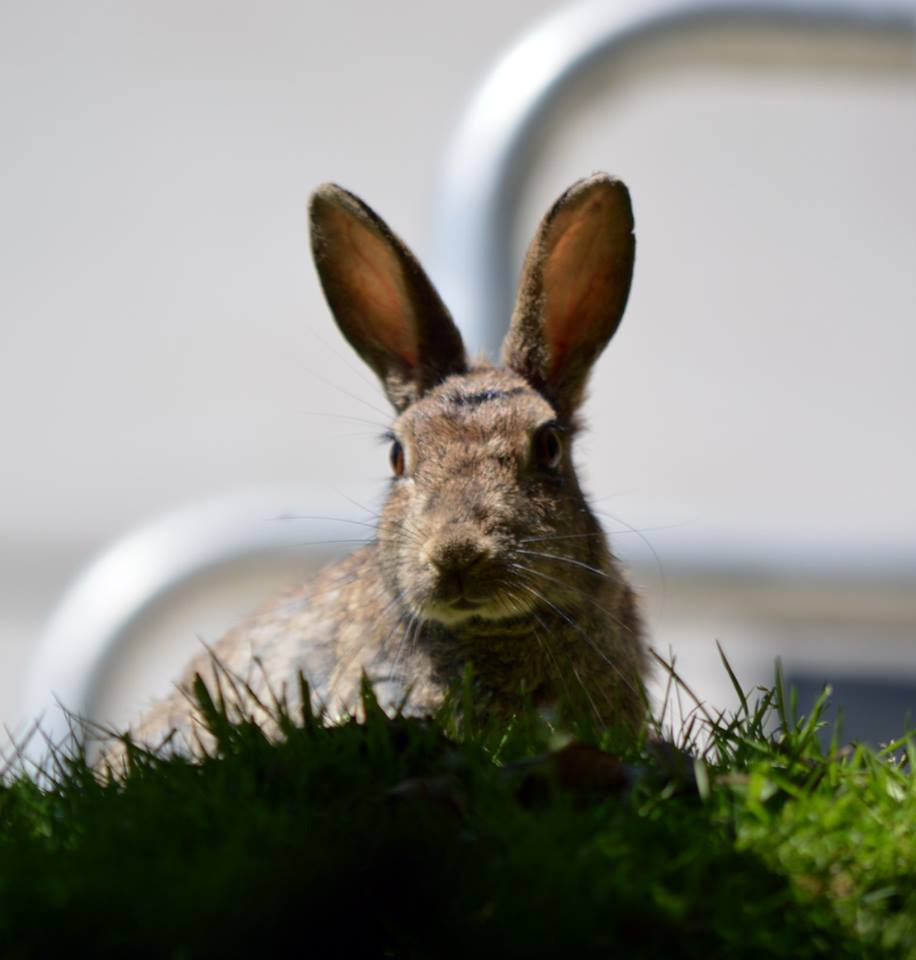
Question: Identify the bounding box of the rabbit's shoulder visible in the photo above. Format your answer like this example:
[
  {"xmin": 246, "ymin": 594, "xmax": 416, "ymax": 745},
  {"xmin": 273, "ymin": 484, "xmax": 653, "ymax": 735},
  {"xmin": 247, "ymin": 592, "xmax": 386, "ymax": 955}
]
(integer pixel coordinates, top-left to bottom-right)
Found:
[{"xmin": 190, "ymin": 545, "xmax": 392, "ymax": 692}]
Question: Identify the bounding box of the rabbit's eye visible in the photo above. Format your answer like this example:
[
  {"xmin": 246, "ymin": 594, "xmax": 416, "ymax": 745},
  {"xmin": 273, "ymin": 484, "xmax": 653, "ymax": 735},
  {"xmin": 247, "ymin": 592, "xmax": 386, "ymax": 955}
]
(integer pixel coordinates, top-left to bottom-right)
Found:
[
  {"xmin": 389, "ymin": 440, "xmax": 405, "ymax": 477},
  {"xmin": 533, "ymin": 425, "xmax": 563, "ymax": 471}
]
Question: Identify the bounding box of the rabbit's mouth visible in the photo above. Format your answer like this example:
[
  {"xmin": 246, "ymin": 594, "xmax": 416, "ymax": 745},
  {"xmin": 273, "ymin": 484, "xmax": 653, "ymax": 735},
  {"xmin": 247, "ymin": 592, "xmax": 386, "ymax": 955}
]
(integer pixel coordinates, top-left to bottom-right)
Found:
[
  {"xmin": 419, "ymin": 586, "xmax": 535, "ymax": 626},
  {"xmin": 411, "ymin": 536, "xmax": 535, "ymax": 624},
  {"xmin": 451, "ymin": 597, "xmax": 486, "ymax": 611}
]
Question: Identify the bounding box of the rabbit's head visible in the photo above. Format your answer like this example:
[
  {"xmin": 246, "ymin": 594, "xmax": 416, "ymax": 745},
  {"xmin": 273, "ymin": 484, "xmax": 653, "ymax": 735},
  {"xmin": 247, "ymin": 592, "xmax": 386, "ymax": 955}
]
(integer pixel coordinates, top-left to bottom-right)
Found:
[{"xmin": 309, "ymin": 175, "xmax": 634, "ymax": 629}]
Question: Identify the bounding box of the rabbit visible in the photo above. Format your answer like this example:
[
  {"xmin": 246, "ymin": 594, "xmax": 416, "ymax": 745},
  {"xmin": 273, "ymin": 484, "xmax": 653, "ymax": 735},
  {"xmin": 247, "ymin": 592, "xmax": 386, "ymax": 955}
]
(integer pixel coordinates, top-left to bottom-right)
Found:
[{"xmin": 107, "ymin": 172, "xmax": 648, "ymax": 764}]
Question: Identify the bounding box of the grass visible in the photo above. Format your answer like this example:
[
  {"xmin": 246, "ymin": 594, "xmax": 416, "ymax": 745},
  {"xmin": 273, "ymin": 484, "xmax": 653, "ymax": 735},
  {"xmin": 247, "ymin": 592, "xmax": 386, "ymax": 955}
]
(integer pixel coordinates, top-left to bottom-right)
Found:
[{"xmin": 0, "ymin": 654, "xmax": 913, "ymax": 960}]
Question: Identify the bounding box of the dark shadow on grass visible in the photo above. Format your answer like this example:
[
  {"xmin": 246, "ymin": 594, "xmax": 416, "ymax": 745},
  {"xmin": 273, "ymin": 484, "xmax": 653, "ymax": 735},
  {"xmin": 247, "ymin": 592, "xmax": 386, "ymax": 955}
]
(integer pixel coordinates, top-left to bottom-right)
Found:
[{"xmin": 0, "ymin": 659, "xmax": 911, "ymax": 959}]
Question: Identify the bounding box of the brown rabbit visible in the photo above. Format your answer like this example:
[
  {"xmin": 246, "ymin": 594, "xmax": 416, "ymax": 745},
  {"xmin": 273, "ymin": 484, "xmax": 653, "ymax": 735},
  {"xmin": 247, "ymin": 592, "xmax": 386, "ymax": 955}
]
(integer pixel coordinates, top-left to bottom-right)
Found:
[{"xmin": 115, "ymin": 173, "xmax": 648, "ymax": 760}]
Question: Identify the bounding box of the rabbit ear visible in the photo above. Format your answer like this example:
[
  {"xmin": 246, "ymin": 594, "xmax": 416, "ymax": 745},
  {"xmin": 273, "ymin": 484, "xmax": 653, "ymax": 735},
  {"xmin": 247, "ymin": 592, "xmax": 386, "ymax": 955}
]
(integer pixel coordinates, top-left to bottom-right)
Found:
[
  {"xmin": 309, "ymin": 184, "xmax": 467, "ymax": 411},
  {"xmin": 502, "ymin": 174, "xmax": 635, "ymax": 420}
]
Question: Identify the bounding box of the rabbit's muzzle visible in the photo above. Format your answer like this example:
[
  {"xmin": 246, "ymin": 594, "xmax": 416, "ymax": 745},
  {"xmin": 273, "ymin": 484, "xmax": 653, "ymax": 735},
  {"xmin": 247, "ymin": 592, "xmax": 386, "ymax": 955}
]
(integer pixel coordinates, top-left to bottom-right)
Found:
[{"xmin": 415, "ymin": 529, "xmax": 523, "ymax": 625}]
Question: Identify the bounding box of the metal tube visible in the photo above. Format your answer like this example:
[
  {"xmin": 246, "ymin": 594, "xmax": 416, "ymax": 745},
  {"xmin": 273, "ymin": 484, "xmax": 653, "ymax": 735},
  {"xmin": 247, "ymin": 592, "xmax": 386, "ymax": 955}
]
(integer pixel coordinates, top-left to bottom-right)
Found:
[{"xmin": 430, "ymin": 0, "xmax": 916, "ymax": 358}]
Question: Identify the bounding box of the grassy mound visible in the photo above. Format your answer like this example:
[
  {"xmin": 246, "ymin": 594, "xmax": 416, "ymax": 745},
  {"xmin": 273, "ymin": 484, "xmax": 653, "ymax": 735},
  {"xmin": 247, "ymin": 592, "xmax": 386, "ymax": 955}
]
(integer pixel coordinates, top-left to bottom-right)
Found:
[{"xmin": 0, "ymin": 661, "xmax": 913, "ymax": 959}]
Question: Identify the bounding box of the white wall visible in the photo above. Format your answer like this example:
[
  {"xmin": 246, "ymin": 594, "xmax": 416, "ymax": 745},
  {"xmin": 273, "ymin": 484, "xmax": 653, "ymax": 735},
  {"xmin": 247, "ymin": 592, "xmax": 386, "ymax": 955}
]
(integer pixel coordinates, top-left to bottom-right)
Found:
[{"xmin": 2, "ymin": 2, "xmax": 914, "ymax": 738}]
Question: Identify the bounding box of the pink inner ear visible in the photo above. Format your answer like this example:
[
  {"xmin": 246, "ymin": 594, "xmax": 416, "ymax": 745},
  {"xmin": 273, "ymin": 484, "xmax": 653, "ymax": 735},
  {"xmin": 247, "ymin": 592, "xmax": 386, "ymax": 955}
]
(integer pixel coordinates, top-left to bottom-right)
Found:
[
  {"xmin": 342, "ymin": 218, "xmax": 418, "ymax": 368},
  {"xmin": 542, "ymin": 200, "xmax": 615, "ymax": 378}
]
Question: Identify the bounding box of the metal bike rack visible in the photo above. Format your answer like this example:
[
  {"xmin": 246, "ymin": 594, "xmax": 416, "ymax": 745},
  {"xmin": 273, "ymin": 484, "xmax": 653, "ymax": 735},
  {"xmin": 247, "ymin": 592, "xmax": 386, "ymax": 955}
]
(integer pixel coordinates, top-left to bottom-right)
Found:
[{"xmin": 430, "ymin": 0, "xmax": 916, "ymax": 358}]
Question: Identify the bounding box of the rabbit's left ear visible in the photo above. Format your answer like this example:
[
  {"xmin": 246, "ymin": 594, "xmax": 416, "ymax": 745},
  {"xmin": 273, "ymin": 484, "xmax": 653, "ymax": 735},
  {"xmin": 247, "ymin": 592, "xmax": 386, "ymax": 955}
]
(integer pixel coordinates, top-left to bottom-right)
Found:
[
  {"xmin": 502, "ymin": 174, "xmax": 635, "ymax": 420},
  {"xmin": 310, "ymin": 184, "xmax": 466, "ymax": 412}
]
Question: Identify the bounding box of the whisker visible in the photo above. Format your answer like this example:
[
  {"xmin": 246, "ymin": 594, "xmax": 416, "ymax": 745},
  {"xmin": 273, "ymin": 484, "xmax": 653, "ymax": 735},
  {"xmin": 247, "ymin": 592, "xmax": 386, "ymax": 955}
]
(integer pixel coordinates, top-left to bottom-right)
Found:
[
  {"xmin": 273, "ymin": 514, "xmax": 378, "ymax": 529},
  {"xmin": 389, "ymin": 608, "xmax": 420, "ymax": 688},
  {"xmin": 519, "ymin": 532, "xmax": 605, "ymax": 545},
  {"xmin": 509, "ymin": 568, "xmax": 642, "ymax": 700},
  {"xmin": 568, "ymin": 659, "xmax": 605, "ymax": 724},
  {"xmin": 307, "ymin": 328, "xmax": 387, "ymax": 397},
  {"xmin": 509, "ymin": 562, "xmax": 625, "ymax": 631},
  {"xmin": 514, "ymin": 548, "xmax": 611, "ymax": 579},
  {"xmin": 274, "ymin": 538, "xmax": 373, "ymax": 550},
  {"xmin": 528, "ymin": 608, "xmax": 603, "ymax": 725},
  {"xmin": 272, "ymin": 511, "xmax": 427, "ymax": 553},
  {"xmin": 520, "ymin": 587, "xmax": 615, "ymax": 724},
  {"xmin": 589, "ymin": 504, "xmax": 668, "ymax": 591},
  {"xmin": 297, "ymin": 411, "xmax": 391, "ymax": 431},
  {"xmin": 335, "ymin": 492, "xmax": 383, "ymax": 520},
  {"xmin": 300, "ymin": 364, "xmax": 391, "ymax": 420}
]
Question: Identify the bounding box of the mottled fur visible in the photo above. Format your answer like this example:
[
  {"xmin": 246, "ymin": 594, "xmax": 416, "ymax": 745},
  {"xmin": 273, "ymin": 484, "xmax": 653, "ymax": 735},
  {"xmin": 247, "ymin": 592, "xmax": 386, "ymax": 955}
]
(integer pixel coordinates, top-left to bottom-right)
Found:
[{"xmin": 109, "ymin": 174, "xmax": 648, "ymax": 764}]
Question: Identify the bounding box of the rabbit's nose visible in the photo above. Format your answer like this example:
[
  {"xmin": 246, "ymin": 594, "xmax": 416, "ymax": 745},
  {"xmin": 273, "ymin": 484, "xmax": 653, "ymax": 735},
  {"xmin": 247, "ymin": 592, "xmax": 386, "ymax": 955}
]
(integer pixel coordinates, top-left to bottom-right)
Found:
[{"xmin": 428, "ymin": 538, "xmax": 492, "ymax": 576}]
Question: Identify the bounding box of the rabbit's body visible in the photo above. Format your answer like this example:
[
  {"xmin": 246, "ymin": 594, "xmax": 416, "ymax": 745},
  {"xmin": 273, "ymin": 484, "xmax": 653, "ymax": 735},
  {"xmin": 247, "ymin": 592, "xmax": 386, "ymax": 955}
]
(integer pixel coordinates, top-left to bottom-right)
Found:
[{"xmin": 113, "ymin": 174, "xmax": 648, "ymax": 762}]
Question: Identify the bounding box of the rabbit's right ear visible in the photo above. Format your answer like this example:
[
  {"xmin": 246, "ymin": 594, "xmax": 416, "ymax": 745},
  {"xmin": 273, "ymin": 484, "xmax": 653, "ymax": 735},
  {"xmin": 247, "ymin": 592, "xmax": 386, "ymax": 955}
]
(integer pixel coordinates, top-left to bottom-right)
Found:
[
  {"xmin": 502, "ymin": 174, "xmax": 635, "ymax": 421},
  {"xmin": 309, "ymin": 185, "xmax": 467, "ymax": 411}
]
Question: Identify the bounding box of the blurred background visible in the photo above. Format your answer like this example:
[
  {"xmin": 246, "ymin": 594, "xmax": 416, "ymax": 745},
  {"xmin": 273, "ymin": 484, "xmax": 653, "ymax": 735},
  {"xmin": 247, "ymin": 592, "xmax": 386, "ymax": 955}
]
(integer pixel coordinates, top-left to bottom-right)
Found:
[{"xmin": 2, "ymin": 1, "xmax": 914, "ymax": 746}]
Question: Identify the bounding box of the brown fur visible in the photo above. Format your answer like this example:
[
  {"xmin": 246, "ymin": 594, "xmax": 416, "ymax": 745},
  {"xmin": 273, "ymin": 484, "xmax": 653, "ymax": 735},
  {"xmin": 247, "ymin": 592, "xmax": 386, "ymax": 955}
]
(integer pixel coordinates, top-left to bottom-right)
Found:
[{"xmin": 106, "ymin": 174, "xmax": 647, "ymax": 766}]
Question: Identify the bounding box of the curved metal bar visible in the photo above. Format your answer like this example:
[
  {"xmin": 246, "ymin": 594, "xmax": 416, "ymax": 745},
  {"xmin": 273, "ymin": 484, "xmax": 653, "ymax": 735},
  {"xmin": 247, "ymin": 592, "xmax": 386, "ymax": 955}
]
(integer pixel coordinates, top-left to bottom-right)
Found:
[
  {"xmin": 431, "ymin": 0, "xmax": 916, "ymax": 358},
  {"xmin": 23, "ymin": 490, "xmax": 359, "ymax": 754}
]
